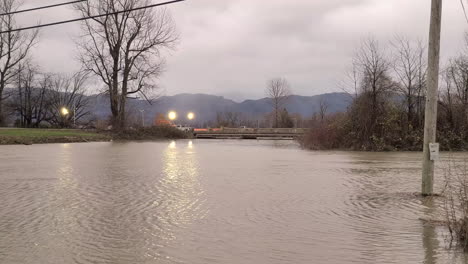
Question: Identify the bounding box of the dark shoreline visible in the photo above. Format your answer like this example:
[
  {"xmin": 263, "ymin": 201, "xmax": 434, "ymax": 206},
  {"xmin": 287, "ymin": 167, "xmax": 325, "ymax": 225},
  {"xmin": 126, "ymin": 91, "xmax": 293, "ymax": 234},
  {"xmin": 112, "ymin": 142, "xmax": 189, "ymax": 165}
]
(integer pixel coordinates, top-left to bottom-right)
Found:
[{"xmin": 0, "ymin": 127, "xmax": 188, "ymax": 146}]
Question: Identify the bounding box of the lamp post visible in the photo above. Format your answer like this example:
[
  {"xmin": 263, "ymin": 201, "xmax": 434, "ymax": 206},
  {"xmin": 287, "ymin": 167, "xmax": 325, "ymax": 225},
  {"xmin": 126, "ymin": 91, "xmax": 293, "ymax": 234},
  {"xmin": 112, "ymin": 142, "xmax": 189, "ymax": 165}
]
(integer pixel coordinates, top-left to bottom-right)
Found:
[
  {"xmin": 140, "ymin": 109, "xmax": 145, "ymax": 127},
  {"xmin": 168, "ymin": 111, "xmax": 177, "ymax": 124},
  {"xmin": 60, "ymin": 107, "xmax": 69, "ymax": 128},
  {"xmin": 61, "ymin": 105, "xmax": 77, "ymax": 127},
  {"xmin": 187, "ymin": 112, "xmax": 195, "ymax": 121},
  {"xmin": 60, "ymin": 107, "xmax": 69, "ymax": 116},
  {"xmin": 73, "ymin": 102, "xmax": 76, "ymax": 127},
  {"xmin": 187, "ymin": 112, "xmax": 195, "ymax": 126}
]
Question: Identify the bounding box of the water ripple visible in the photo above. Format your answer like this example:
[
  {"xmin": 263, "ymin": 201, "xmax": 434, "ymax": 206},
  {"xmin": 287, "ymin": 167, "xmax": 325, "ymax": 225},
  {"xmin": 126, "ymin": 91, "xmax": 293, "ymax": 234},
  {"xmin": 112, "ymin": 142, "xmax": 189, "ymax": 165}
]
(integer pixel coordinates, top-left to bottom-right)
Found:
[{"xmin": 0, "ymin": 142, "xmax": 464, "ymax": 263}]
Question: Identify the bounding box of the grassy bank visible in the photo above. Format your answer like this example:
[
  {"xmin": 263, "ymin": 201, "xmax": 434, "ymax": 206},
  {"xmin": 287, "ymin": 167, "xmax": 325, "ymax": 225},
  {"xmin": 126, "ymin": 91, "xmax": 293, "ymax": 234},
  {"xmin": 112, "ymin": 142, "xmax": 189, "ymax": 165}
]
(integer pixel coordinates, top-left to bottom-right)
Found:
[
  {"xmin": 0, "ymin": 128, "xmax": 111, "ymax": 145},
  {"xmin": 0, "ymin": 126, "xmax": 188, "ymax": 145}
]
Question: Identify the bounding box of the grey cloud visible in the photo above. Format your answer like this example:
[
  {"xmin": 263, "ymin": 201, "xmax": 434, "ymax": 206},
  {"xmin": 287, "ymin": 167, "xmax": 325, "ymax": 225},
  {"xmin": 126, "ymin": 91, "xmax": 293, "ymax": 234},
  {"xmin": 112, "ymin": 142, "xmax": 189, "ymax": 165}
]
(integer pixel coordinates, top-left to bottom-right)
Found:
[{"xmin": 16, "ymin": 0, "xmax": 468, "ymax": 101}]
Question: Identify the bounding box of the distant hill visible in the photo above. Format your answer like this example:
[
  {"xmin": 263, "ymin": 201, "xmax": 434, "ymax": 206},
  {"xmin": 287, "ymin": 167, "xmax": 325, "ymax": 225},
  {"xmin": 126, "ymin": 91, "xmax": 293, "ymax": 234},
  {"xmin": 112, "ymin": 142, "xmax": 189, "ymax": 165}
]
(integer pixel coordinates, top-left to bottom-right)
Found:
[
  {"xmin": 87, "ymin": 92, "xmax": 353, "ymax": 124},
  {"xmin": 233, "ymin": 93, "xmax": 353, "ymax": 116}
]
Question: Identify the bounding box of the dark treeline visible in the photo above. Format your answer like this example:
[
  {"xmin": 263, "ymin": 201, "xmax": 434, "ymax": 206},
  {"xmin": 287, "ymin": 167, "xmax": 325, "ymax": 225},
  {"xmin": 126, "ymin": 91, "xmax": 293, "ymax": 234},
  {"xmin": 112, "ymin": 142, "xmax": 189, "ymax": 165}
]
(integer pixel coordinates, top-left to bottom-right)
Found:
[
  {"xmin": 0, "ymin": 0, "xmax": 91, "ymax": 128},
  {"xmin": 302, "ymin": 35, "xmax": 468, "ymax": 151},
  {"xmin": 5, "ymin": 61, "xmax": 91, "ymax": 128}
]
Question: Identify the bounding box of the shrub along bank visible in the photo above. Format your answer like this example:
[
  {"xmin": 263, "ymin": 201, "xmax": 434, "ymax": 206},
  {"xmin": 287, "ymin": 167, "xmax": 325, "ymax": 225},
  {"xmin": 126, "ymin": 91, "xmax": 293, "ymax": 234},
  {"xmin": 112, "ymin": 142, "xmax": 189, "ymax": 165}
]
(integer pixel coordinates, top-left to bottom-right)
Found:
[
  {"xmin": 111, "ymin": 126, "xmax": 188, "ymax": 140},
  {"xmin": 299, "ymin": 100, "xmax": 468, "ymax": 152}
]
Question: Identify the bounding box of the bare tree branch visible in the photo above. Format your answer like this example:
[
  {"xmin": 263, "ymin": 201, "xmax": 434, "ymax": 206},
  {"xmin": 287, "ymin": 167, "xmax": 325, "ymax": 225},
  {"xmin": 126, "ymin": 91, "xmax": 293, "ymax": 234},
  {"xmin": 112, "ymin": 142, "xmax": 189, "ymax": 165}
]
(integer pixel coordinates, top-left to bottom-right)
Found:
[
  {"xmin": 75, "ymin": 0, "xmax": 178, "ymax": 129},
  {"xmin": 266, "ymin": 77, "xmax": 292, "ymax": 128},
  {"xmin": 0, "ymin": 0, "xmax": 38, "ymax": 125}
]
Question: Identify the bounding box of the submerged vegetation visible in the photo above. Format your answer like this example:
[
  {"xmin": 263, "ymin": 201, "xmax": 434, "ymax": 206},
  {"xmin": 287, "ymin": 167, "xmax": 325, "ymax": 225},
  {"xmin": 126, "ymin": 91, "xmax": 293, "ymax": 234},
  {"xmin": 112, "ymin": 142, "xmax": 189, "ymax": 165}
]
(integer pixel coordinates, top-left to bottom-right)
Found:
[{"xmin": 443, "ymin": 161, "xmax": 468, "ymax": 251}]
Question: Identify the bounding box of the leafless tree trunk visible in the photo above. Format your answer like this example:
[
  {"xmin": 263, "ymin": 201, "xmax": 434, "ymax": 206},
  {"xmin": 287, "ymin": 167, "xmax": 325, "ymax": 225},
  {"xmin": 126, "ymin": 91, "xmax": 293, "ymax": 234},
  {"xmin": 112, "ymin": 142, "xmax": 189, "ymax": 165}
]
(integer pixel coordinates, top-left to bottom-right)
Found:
[
  {"xmin": 318, "ymin": 97, "xmax": 328, "ymax": 123},
  {"xmin": 10, "ymin": 62, "xmax": 48, "ymax": 127},
  {"xmin": 75, "ymin": 0, "xmax": 177, "ymax": 129},
  {"xmin": 340, "ymin": 60, "xmax": 361, "ymax": 98},
  {"xmin": 391, "ymin": 36, "xmax": 427, "ymax": 131},
  {"xmin": 440, "ymin": 69, "xmax": 455, "ymax": 129},
  {"xmin": 446, "ymin": 57, "xmax": 468, "ymax": 131},
  {"xmin": 266, "ymin": 77, "xmax": 291, "ymax": 128},
  {"xmin": 355, "ymin": 37, "xmax": 394, "ymax": 137},
  {"xmin": 0, "ymin": 0, "xmax": 38, "ymax": 125}
]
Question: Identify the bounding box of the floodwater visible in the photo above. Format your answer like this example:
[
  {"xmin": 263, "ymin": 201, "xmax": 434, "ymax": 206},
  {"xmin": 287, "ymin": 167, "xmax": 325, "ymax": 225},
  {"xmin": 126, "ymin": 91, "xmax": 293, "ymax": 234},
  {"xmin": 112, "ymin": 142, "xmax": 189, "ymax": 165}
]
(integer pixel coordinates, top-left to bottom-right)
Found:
[{"xmin": 0, "ymin": 140, "xmax": 466, "ymax": 264}]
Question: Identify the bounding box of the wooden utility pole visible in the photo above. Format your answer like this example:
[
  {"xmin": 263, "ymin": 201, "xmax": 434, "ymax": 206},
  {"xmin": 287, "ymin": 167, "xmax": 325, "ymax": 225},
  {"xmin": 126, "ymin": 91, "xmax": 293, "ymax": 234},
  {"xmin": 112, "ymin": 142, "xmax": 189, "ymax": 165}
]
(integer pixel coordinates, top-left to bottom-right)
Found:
[{"xmin": 422, "ymin": 0, "xmax": 443, "ymax": 196}]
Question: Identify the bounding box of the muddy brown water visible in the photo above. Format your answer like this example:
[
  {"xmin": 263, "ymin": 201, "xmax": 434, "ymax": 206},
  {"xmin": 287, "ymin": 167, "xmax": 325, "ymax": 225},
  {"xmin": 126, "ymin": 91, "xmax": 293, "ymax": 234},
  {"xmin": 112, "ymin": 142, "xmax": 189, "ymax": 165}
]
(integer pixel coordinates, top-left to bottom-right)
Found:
[{"xmin": 0, "ymin": 140, "xmax": 467, "ymax": 264}]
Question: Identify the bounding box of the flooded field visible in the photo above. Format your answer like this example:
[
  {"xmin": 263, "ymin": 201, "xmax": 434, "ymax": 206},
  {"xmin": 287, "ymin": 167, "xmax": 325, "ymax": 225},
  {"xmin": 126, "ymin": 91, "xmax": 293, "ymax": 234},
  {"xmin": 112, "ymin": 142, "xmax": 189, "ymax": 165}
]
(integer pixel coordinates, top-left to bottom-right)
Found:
[{"xmin": 0, "ymin": 140, "xmax": 466, "ymax": 264}]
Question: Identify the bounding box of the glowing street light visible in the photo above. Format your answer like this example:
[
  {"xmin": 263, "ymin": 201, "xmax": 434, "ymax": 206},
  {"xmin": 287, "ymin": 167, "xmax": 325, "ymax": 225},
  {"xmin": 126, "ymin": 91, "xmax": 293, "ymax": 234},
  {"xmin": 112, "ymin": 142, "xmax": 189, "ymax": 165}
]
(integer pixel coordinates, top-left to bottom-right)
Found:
[
  {"xmin": 187, "ymin": 112, "xmax": 195, "ymax": 120},
  {"xmin": 168, "ymin": 111, "xmax": 177, "ymax": 121},
  {"xmin": 60, "ymin": 107, "xmax": 69, "ymax": 116}
]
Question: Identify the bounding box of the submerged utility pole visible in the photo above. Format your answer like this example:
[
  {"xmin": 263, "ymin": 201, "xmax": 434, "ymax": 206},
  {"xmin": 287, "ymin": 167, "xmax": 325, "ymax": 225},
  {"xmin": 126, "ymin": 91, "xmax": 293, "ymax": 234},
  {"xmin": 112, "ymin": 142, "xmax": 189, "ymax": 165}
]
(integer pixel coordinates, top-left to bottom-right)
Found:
[{"xmin": 422, "ymin": 0, "xmax": 443, "ymax": 196}]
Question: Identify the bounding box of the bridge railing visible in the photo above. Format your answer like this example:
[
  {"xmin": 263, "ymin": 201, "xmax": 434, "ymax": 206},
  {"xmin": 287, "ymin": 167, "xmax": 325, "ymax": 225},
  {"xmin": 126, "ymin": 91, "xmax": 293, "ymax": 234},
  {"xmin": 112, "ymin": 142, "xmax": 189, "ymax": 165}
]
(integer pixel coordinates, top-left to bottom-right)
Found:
[{"xmin": 196, "ymin": 127, "xmax": 308, "ymax": 134}]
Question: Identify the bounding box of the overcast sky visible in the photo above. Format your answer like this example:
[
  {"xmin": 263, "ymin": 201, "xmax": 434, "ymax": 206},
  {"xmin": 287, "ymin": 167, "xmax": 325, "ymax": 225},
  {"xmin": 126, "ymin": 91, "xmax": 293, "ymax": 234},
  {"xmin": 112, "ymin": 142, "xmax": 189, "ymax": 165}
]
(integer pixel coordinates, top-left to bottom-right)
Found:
[{"xmin": 17, "ymin": 0, "xmax": 468, "ymax": 101}]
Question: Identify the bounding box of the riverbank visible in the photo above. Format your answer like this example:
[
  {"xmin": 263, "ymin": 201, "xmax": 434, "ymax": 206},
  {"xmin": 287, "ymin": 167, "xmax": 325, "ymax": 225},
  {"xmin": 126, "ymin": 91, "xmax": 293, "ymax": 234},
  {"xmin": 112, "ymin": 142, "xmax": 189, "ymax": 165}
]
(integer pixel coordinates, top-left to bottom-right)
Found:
[
  {"xmin": 0, "ymin": 126, "xmax": 188, "ymax": 145},
  {"xmin": 0, "ymin": 128, "xmax": 112, "ymax": 145},
  {"xmin": 298, "ymin": 123, "xmax": 468, "ymax": 152}
]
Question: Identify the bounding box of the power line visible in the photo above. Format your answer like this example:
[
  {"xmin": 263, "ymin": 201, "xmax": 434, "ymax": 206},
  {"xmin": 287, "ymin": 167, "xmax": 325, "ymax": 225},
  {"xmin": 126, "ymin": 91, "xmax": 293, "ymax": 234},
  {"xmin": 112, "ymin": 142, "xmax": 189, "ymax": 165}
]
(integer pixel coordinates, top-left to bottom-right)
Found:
[
  {"xmin": 461, "ymin": 0, "xmax": 468, "ymax": 24},
  {"xmin": 0, "ymin": 0, "xmax": 185, "ymax": 34},
  {"xmin": 0, "ymin": 0, "xmax": 87, "ymax": 16}
]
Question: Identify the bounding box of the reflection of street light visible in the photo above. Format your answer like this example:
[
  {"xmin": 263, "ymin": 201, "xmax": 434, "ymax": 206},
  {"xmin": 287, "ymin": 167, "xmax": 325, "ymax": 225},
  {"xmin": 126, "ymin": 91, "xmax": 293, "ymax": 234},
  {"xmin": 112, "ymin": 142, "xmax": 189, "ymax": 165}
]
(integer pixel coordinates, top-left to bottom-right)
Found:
[
  {"xmin": 169, "ymin": 141, "xmax": 176, "ymax": 149},
  {"xmin": 168, "ymin": 111, "xmax": 177, "ymax": 121},
  {"xmin": 187, "ymin": 112, "xmax": 195, "ymax": 120},
  {"xmin": 61, "ymin": 107, "xmax": 69, "ymax": 116}
]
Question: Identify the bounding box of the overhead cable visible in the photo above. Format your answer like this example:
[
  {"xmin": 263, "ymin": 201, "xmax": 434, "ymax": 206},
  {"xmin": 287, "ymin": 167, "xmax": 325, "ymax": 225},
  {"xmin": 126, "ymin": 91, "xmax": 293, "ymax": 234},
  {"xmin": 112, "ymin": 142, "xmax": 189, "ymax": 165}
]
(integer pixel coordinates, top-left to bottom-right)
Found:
[
  {"xmin": 461, "ymin": 0, "xmax": 468, "ymax": 24},
  {"xmin": 0, "ymin": 0, "xmax": 88, "ymax": 16},
  {"xmin": 0, "ymin": 0, "xmax": 185, "ymax": 34}
]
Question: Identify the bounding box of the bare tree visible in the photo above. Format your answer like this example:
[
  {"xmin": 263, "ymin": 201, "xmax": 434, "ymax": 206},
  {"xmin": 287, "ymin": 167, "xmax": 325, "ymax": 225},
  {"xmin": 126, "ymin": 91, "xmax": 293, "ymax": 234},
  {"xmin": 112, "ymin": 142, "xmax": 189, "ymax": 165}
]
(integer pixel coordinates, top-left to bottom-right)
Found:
[
  {"xmin": 448, "ymin": 58, "xmax": 468, "ymax": 111},
  {"xmin": 266, "ymin": 77, "xmax": 291, "ymax": 128},
  {"xmin": 357, "ymin": 38, "xmax": 394, "ymax": 103},
  {"xmin": 439, "ymin": 69, "xmax": 456, "ymax": 129},
  {"xmin": 318, "ymin": 97, "xmax": 329, "ymax": 123},
  {"xmin": 339, "ymin": 60, "xmax": 361, "ymax": 98},
  {"xmin": 75, "ymin": 0, "xmax": 178, "ymax": 129},
  {"xmin": 215, "ymin": 111, "xmax": 243, "ymax": 127},
  {"xmin": 354, "ymin": 37, "xmax": 394, "ymax": 138},
  {"xmin": 391, "ymin": 36, "xmax": 427, "ymax": 130},
  {"xmin": 0, "ymin": 0, "xmax": 38, "ymax": 125},
  {"xmin": 9, "ymin": 62, "xmax": 48, "ymax": 127},
  {"xmin": 46, "ymin": 72, "xmax": 90, "ymax": 128}
]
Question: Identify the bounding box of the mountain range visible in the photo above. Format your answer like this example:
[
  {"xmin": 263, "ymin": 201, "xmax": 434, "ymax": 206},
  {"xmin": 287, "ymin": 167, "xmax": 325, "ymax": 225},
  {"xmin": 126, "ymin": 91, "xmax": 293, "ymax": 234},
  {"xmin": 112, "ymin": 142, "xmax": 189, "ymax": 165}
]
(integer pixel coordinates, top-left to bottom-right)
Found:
[{"xmin": 87, "ymin": 92, "xmax": 353, "ymax": 124}]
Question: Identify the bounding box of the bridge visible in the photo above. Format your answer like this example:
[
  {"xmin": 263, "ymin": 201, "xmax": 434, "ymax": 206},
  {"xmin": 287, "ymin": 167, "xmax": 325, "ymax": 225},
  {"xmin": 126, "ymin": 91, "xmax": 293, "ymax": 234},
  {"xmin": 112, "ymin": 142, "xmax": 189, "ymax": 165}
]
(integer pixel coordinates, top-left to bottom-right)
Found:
[{"xmin": 193, "ymin": 128, "xmax": 307, "ymax": 140}]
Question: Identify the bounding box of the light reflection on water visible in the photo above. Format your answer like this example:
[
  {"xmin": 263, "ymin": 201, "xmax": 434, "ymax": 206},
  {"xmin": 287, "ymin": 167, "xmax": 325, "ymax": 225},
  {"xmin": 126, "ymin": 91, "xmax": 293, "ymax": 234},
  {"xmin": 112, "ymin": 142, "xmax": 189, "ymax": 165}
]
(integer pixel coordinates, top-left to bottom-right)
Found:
[{"xmin": 0, "ymin": 140, "xmax": 467, "ymax": 263}]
